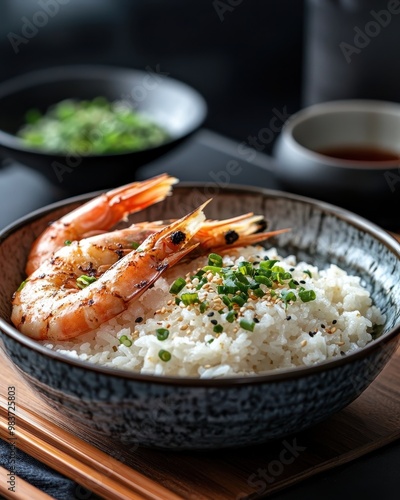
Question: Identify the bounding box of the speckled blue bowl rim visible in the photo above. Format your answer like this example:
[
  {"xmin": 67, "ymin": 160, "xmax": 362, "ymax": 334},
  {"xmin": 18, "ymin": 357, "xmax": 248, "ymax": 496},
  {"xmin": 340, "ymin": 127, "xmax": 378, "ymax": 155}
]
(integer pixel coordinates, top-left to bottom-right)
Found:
[{"xmin": 0, "ymin": 183, "xmax": 399, "ymax": 387}]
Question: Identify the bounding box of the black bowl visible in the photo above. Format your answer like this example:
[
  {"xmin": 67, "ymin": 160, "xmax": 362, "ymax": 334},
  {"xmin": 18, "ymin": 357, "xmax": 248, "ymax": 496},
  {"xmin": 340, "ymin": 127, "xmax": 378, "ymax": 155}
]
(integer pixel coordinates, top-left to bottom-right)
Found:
[
  {"xmin": 0, "ymin": 184, "xmax": 399, "ymax": 450},
  {"xmin": 0, "ymin": 66, "xmax": 207, "ymax": 193}
]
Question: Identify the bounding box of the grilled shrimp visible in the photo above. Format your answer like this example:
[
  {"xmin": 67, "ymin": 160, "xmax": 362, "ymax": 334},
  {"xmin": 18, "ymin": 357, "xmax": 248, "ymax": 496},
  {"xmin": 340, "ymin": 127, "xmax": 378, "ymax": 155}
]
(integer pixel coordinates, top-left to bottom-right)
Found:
[
  {"xmin": 26, "ymin": 173, "xmax": 178, "ymax": 276},
  {"xmin": 84, "ymin": 213, "xmax": 289, "ymax": 261},
  {"xmin": 12, "ymin": 202, "xmax": 208, "ymax": 341},
  {"xmin": 36, "ymin": 213, "xmax": 288, "ymax": 280}
]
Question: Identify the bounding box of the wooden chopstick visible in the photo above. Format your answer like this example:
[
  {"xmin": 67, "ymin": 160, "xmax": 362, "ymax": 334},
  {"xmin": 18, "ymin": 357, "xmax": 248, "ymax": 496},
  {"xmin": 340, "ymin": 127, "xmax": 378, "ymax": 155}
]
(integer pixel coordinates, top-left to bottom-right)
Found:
[
  {"xmin": 0, "ymin": 403, "xmax": 182, "ymax": 500},
  {"xmin": 0, "ymin": 465, "xmax": 54, "ymax": 500}
]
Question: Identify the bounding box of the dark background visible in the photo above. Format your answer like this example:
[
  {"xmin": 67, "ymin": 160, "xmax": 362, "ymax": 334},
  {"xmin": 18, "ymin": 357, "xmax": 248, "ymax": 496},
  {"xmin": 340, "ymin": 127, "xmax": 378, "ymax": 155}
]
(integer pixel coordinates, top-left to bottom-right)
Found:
[
  {"xmin": 0, "ymin": 0, "xmax": 304, "ymax": 154},
  {"xmin": 2, "ymin": 0, "xmax": 400, "ymax": 154}
]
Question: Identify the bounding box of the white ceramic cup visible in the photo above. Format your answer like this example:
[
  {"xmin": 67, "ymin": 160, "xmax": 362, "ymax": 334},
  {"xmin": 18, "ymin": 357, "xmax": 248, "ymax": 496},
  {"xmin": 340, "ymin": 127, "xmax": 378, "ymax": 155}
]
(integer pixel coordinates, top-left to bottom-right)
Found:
[{"xmin": 272, "ymin": 100, "xmax": 400, "ymax": 227}]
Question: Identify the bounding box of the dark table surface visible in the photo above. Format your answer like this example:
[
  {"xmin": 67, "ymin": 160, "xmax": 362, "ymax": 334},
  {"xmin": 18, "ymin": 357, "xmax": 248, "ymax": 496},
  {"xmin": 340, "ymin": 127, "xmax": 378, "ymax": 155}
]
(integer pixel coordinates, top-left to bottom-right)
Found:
[{"xmin": 0, "ymin": 129, "xmax": 399, "ymax": 499}]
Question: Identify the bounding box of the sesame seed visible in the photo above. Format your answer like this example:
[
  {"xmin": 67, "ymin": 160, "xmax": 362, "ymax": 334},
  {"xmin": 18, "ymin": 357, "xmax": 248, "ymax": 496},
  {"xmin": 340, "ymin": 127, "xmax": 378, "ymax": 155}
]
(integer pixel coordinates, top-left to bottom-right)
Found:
[
  {"xmin": 135, "ymin": 317, "xmax": 143, "ymax": 323},
  {"xmin": 337, "ymin": 341, "xmax": 345, "ymax": 346},
  {"xmin": 308, "ymin": 331, "xmax": 315, "ymax": 337},
  {"xmin": 331, "ymin": 327, "xmax": 337, "ymax": 333},
  {"xmin": 254, "ymin": 318, "xmax": 260, "ymax": 323},
  {"xmin": 207, "ymin": 311, "xmax": 214, "ymax": 317},
  {"xmin": 321, "ymin": 324, "xmax": 325, "ymax": 329},
  {"xmin": 160, "ymin": 307, "xmax": 166, "ymax": 314},
  {"xmin": 300, "ymin": 280, "xmax": 306, "ymax": 284},
  {"xmin": 286, "ymin": 315, "xmax": 291, "ymax": 321},
  {"xmin": 301, "ymin": 340, "xmax": 307, "ymax": 347},
  {"xmin": 332, "ymin": 319, "xmax": 337, "ymax": 324},
  {"xmin": 180, "ymin": 324, "xmax": 189, "ymax": 331},
  {"xmin": 211, "ymin": 319, "xmax": 218, "ymax": 325}
]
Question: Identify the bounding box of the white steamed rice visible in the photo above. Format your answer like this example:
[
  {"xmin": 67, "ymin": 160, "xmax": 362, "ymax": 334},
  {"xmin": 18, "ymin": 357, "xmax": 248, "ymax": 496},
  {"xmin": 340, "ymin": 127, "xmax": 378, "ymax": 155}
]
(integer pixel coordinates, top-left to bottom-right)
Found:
[{"xmin": 41, "ymin": 246, "xmax": 385, "ymax": 378}]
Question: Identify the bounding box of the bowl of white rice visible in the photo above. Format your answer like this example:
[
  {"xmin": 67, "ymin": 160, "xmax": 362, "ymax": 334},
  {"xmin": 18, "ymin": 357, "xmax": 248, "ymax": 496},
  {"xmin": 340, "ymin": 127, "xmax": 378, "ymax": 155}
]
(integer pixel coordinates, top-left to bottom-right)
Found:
[{"xmin": 0, "ymin": 183, "xmax": 399, "ymax": 450}]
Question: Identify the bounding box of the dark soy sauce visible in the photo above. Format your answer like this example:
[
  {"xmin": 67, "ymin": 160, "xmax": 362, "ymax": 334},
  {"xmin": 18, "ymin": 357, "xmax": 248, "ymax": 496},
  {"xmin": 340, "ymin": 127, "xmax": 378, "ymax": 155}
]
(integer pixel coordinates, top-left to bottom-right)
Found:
[{"xmin": 318, "ymin": 146, "xmax": 400, "ymax": 162}]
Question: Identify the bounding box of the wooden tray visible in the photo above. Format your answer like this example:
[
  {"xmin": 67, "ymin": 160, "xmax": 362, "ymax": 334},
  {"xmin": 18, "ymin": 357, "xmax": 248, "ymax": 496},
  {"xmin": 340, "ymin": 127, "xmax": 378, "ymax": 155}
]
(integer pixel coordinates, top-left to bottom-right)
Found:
[{"xmin": 1, "ymin": 344, "xmax": 399, "ymax": 500}]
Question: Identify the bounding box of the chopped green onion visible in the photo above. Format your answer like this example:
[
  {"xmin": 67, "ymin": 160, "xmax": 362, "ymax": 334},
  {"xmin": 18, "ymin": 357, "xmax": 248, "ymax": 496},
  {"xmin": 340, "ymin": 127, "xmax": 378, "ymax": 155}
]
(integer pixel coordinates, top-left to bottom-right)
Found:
[
  {"xmin": 234, "ymin": 281, "xmax": 249, "ymax": 294},
  {"xmin": 289, "ymin": 279, "xmax": 298, "ymax": 289},
  {"xmin": 271, "ymin": 265, "xmax": 286, "ymax": 274},
  {"xmin": 17, "ymin": 280, "xmax": 27, "ymax": 292},
  {"xmin": 304, "ymin": 270, "xmax": 312, "ymax": 278},
  {"xmin": 231, "ymin": 295, "xmax": 246, "ymax": 307},
  {"xmin": 252, "ymin": 287, "xmax": 265, "ymax": 298},
  {"xmin": 207, "ymin": 338, "xmax": 215, "ymax": 344},
  {"xmin": 238, "ymin": 261, "xmax": 253, "ymax": 276},
  {"xmin": 180, "ymin": 292, "xmax": 199, "ymax": 305},
  {"xmin": 213, "ymin": 324, "xmax": 223, "ymax": 333},
  {"xmin": 280, "ymin": 290, "xmax": 297, "ymax": 308},
  {"xmin": 255, "ymin": 275, "xmax": 272, "ymax": 287},
  {"xmin": 64, "ymin": 240, "xmax": 72, "ymax": 246},
  {"xmin": 260, "ymin": 259, "xmax": 279, "ymax": 270},
  {"xmin": 158, "ymin": 349, "xmax": 171, "ymax": 362},
  {"xmin": 192, "ymin": 269, "xmax": 206, "ymax": 280},
  {"xmin": 299, "ymin": 289, "xmax": 316, "ymax": 302},
  {"xmin": 234, "ymin": 273, "xmax": 249, "ymax": 285},
  {"xmin": 156, "ymin": 328, "xmax": 169, "ymax": 341},
  {"xmin": 175, "ymin": 297, "xmax": 181, "ymax": 305},
  {"xmin": 169, "ymin": 277, "xmax": 186, "ymax": 294},
  {"xmin": 131, "ymin": 241, "xmax": 140, "ymax": 249},
  {"xmin": 199, "ymin": 301, "xmax": 208, "ymax": 313},
  {"xmin": 202, "ymin": 265, "xmax": 223, "ymax": 274},
  {"xmin": 221, "ymin": 295, "xmax": 232, "ymax": 308},
  {"xmin": 208, "ymin": 253, "xmax": 223, "ymax": 267},
  {"xmin": 196, "ymin": 278, "xmax": 208, "ymax": 290},
  {"xmin": 240, "ymin": 319, "xmax": 255, "ymax": 332},
  {"xmin": 226, "ymin": 310, "xmax": 236, "ymax": 323},
  {"xmin": 76, "ymin": 275, "xmax": 97, "ymax": 289},
  {"xmin": 217, "ymin": 285, "xmax": 237, "ymax": 295},
  {"xmin": 119, "ymin": 335, "xmax": 132, "ymax": 347}
]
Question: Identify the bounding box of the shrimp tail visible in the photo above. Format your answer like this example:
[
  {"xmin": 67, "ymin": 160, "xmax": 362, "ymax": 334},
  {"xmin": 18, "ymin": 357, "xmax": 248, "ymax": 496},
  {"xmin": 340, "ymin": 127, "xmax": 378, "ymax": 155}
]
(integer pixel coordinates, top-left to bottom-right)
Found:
[
  {"xmin": 104, "ymin": 174, "xmax": 178, "ymax": 223},
  {"xmin": 194, "ymin": 213, "xmax": 290, "ymax": 252},
  {"xmin": 212, "ymin": 227, "xmax": 291, "ymax": 253},
  {"xmin": 25, "ymin": 173, "xmax": 178, "ymax": 276}
]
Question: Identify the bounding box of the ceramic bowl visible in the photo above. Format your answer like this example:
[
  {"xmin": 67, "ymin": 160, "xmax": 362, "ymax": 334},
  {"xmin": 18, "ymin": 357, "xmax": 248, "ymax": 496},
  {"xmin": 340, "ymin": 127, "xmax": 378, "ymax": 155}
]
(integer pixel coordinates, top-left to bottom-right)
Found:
[
  {"xmin": 0, "ymin": 184, "xmax": 399, "ymax": 450},
  {"xmin": 272, "ymin": 100, "xmax": 400, "ymax": 229},
  {"xmin": 0, "ymin": 65, "xmax": 207, "ymax": 194}
]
